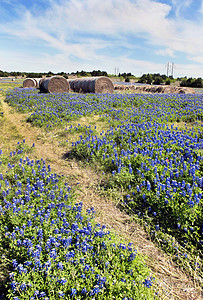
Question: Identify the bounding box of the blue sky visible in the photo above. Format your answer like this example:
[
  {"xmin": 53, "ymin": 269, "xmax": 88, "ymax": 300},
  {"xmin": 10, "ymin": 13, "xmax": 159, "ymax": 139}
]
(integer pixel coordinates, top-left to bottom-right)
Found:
[{"xmin": 0, "ymin": 0, "xmax": 203, "ymax": 77}]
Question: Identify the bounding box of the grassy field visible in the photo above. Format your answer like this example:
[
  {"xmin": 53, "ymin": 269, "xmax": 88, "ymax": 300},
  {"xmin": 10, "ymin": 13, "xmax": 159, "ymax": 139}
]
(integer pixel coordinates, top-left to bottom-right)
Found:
[{"xmin": 0, "ymin": 84, "xmax": 202, "ymax": 299}]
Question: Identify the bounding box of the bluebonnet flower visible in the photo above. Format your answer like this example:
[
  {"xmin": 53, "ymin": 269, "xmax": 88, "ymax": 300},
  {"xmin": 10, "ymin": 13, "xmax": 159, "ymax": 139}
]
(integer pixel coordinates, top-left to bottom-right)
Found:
[
  {"xmin": 177, "ymin": 224, "xmax": 181, "ymax": 229},
  {"xmin": 143, "ymin": 277, "xmax": 153, "ymax": 288},
  {"xmin": 81, "ymin": 287, "xmax": 87, "ymax": 294},
  {"xmin": 39, "ymin": 291, "xmax": 46, "ymax": 297},
  {"xmin": 147, "ymin": 181, "xmax": 151, "ymax": 191},
  {"xmin": 12, "ymin": 259, "xmax": 18, "ymax": 268},
  {"xmin": 10, "ymin": 281, "xmax": 17, "ymax": 291},
  {"xmin": 57, "ymin": 262, "xmax": 63, "ymax": 270},
  {"xmin": 89, "ymin": 286, "xmax": 100, "ymax": 296},
  {"xmin": 58, "ymin": 291, "xmax": 65, "ymax": 298},
  {"xmin": 34, "ymin": 290, "xmax": 40, "ymax": 297},
  {"xmin": 20, "ymin": 282, "xmax": 26, "ymax": 291},
  {"xmin": 70, "ymin": 288, "xmax": 77, "ymax": 297}
]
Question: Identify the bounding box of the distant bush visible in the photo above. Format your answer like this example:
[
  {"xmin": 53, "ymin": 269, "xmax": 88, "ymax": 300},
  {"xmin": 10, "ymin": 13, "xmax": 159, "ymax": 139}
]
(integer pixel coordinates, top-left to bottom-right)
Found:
[
  {"xmin": 153, "ymin": 77, "xmax": 164, "ymax": 85},
  {"xmin": 138, "ymin": 73, "xmax": 170, "ymax": 85},
  {"xmin": 180, "ymin": 77, "xmax": 203, "ymax": 88}
]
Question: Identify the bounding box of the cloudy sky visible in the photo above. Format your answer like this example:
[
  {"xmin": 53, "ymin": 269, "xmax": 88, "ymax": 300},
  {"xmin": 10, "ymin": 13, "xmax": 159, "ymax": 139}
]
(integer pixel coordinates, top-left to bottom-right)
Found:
[{"xmin": 0, "ymin": 0, "xmax": 203, "ymax": 77}]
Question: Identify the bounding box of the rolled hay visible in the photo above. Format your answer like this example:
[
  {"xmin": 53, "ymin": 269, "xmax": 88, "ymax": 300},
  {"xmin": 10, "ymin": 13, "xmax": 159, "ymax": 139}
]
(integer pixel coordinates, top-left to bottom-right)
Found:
[
  {"xmin": 39, "ymin": 76, "xmax": 70, "ymax": 93},
  {"xmin": 66, "ymin": 79, "xmax": 75, "ymax": 92},
  {"xmin": 23, "ymin": 78, "xmax": 37, "ymax": 88},
  {"xmin": 69, "ymin": 77, "xmax": 114, "ymax": 94},
  {"xmin": 39, "ymin": 78, "xmax": 46, "ymax": 87},
  {"xmin": 33, "ymin": 78, "xmax": 41, "ymax": 88}
]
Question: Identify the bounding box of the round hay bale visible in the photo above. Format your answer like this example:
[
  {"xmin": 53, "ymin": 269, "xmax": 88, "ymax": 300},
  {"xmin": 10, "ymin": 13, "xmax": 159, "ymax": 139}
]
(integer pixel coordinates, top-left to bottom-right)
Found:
[
  {"xmin": 66, "ymin": 78, "xmax": 85, "ymax": 93},
  {"xmin": 23, "ymin": 78, "xmax": 37, "ymax": 88},
  {"xmin": 156, "ymin": 86, "xmax": 164, "ymax": 93},
  {"xmin": 66, "ymin": 79, "xmax": 75, "ymax": 92},
  {"xmin": 38, "ymin": 78, "xmax": 46, "ymax": 92},
  {"xmin": 69, "ymin": 77, "xmax": 114, "ymax": 94},
  {"xmin": 33, "ymin": 78, "xmax": 40, "ymax": 88},
  {"xmin": 39, "ymin": 76, "xmax": 70, "ymax": 93}
]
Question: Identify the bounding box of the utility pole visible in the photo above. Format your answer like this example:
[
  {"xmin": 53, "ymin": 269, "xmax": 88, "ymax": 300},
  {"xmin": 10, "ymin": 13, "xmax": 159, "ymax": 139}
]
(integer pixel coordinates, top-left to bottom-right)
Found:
[
  {"xmin": 166, "ymin": 62, "xmax": 174, "ymax": 78},
  {"xmin": 171, "ymin": 62, "xmax": 174, "ymax": 78},
  {"xmin": 114, "ymin": 67, "xmax": 119, "ymax": 76}
]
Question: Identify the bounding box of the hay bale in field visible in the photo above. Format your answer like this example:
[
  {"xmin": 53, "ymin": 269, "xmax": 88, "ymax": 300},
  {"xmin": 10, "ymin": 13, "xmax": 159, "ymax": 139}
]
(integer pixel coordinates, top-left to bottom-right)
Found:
[
  {"xmin": 69, "ymin": 77, "xmax": 114, "ymax": 94},
  {"xmin": 39, "ymin": 76, "xmax": 70, "ymax": 93},
  {"xmin": 39, "ymin": 78, "xmax": 46, "ymax": 89},
  {"xmin": 113, "ymin": 84, "xmax": 195, "ymax": 94},
  {"xmin": 33, "ymin": 78, "xmax": 40, "ymax": 88},
  {"xmin": 66, "ymin": 79, "xmax": 75, "ymax": 92},
  {"xmin": 23, "ymin": 78, "xmax": 37, "ymax": 88}
]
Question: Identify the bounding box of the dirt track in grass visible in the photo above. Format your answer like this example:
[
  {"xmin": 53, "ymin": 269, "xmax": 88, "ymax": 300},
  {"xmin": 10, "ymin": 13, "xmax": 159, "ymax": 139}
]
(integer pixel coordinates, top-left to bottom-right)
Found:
[{"xmin": 0, "ymin": 95, "xmax": 202, "ymax": 300}]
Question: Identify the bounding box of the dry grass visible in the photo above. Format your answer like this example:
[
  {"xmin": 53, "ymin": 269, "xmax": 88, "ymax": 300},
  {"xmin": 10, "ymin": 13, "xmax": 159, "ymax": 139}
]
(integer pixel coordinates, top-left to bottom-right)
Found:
[
  {"xmin": 0, "ymin": 90, "xmax": 202, "ymax": 300},
  {"xmin": 169, "ymin": 121, "xmax": 202, "ymax": 131}
]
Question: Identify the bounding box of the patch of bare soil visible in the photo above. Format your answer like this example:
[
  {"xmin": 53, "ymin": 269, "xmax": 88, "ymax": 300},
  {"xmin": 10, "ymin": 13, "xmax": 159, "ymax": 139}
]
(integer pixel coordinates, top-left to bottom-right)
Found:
[{"xmin": 1, "ymin": 99, "xmax": 202, "ymax": 300}]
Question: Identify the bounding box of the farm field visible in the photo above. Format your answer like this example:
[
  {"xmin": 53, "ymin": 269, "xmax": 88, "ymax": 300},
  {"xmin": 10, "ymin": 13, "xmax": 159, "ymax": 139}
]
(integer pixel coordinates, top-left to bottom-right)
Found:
[{"xmin": 0, "ymin": 85, "xmax": 202, "ymax": 299}]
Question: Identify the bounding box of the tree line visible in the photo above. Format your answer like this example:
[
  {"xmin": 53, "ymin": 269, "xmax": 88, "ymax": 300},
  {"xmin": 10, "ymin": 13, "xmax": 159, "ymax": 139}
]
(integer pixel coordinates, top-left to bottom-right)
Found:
[
  {"xmin": 138, "ymin": 73, "xmax": 203, "ymax": 87},
  {"xmin": 138, "ymin": 73, "xmax": 172, "ymax": 85},
  {"xmin": 0, "ymin": 70, "xmax": 108, "ymax": 78},
  {"xmin": 0, "ymin": 69, "xmax": 202, "ymax": 88},
  {"xmin": 179, "ymin": 77, "xmax": 203, "ymax": 88}
]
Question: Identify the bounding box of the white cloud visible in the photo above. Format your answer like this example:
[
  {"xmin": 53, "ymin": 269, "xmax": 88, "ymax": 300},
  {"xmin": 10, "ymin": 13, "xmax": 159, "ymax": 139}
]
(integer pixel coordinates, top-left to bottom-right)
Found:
[
  {"xmin": 175, "ymin": 62, "xmax": 203, "ymax": 78},
  {"xmin": 1, "ymin": 46, "xmax": 202, "ymax": 78},
  {"xmin": 171, "ymin": 0, "xmax": 193, "ymax": 17},
  {"xmin": 0, "ymin": 0, "xmax": 175, "ymax": 54},
  {"xmin": 187, "ymin": 55, "xmax": 203, "ymax": 64},
  {"xmin": 0, "ymin": 0, "xmax": 202, "ymax": 77},
  {"xmin": 156, "ymin": 48, "xmax": 175, "ymax": 57},
  {"xmin": 201, "ymin": 0, "xmax": 203, "ymax": 13}
]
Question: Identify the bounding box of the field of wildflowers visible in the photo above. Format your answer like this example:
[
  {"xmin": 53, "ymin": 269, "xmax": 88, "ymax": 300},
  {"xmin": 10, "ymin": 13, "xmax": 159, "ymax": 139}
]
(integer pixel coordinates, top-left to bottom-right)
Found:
[
  {"xmin": 0, "ymin": 142, "xmax": 156, "ymax": 299},
  {"xmin": 1, "ymin": 87, "xmax": 203, "ymax": 297}
]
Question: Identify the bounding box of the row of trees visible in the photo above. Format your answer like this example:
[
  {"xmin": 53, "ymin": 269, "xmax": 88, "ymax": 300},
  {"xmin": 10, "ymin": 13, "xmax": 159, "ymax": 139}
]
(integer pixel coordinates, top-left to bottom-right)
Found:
[
  {"xmin": 180, "ymin": 77, "xmax": 203, "ymax": 88},
  {"xmin": 0, "ymin": 70, "xmax": 57, "ymax": 78},
  {"xmin": 72, "ymin": 70, "xmax": 108, "ymax": 77},
  {"xmin": 0, "ymin": 70, "xmax": 202, "ymax": 88},
  {"xmin": 138, "ymin": 73, "xmax": 172, "ymax": 85},
  {"xmin": 0, "ymin": 69, "xmax": 109, "ymax": 79}
]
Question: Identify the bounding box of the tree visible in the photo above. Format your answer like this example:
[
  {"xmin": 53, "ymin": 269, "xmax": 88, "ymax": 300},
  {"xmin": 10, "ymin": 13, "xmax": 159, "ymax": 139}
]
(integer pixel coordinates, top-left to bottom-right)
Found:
[
  {"xmin": 146, "ymin": 74, "xmax": 153, "ymax": 84},
  {"xmin": 153, "ymin": 76, "xmax": 164, "ymax": 85},
  {"xmin": 191, "ymin": 78, "xmax": 203, "ymax": 88},
  {"xmin": 179, "ymin": 77, "xmax": 203, "ymax": 88}
]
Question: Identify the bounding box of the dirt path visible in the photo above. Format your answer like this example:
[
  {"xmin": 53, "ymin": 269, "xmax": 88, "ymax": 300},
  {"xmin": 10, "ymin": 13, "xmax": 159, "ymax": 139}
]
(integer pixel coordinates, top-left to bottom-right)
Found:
[{"xmin": 1, "ymin": 98, "xmax": 202, "ymax": 300}]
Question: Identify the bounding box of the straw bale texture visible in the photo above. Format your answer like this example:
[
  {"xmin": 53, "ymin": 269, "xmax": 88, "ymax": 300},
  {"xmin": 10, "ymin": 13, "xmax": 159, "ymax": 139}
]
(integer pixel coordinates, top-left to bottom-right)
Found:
[
  {"xmin": 68, "ymin": 77, "xmax": 114, "ymax": 94},
  {"xmin": 39, "ymin": 78, "xmax": 46, "ymax": 90},
  {"xmin": 39, "ymin": 76, "xmax": 70, "ymax": 93},
  {"xmin": 66, "ymin": 79, "xmax": 75, "ymax": 92},
  {"xmin": 114, "ymin": 84, "xmax": 195, "ymax": 94},
  {"xmin": 33, "ymin": 78, "xmax": 40, "ymax": 88},
  {"xmin": 23, "ymin": 78, "xmax": 37, "ymax": 88}
]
